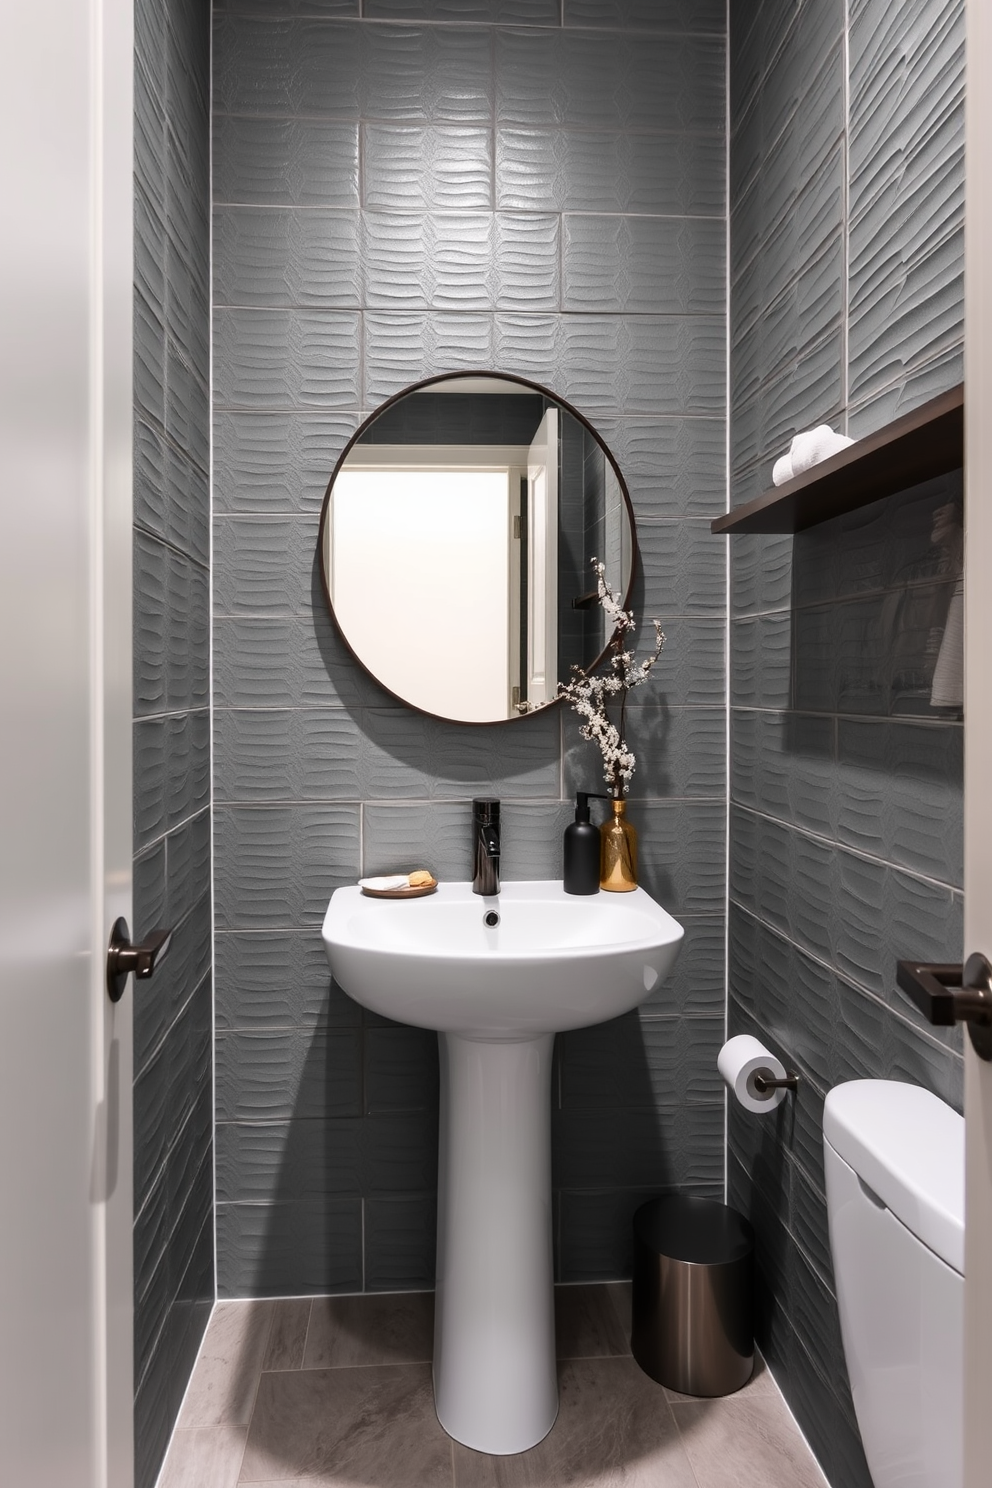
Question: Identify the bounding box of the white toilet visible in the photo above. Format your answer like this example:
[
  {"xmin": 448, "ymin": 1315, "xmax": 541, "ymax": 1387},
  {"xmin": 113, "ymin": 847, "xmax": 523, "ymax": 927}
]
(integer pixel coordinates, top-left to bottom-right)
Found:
[{"xmin": 823, "ymin": 1079, "xmax": 964, "ymax": 1488}]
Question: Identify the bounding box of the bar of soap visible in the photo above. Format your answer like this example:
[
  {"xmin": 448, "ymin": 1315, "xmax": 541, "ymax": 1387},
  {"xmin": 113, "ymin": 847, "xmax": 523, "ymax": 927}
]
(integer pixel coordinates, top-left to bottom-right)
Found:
[{"xmin": 408, "ymin": 869, "xmax": 436, "ymax": 888}]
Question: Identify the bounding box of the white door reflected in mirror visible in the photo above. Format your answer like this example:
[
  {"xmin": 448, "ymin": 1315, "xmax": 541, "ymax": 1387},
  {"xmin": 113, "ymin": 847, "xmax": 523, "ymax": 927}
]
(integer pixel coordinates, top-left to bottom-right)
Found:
[{"xmin": 318, "ymin": 373, "xmax": 636, "ymax": 724}]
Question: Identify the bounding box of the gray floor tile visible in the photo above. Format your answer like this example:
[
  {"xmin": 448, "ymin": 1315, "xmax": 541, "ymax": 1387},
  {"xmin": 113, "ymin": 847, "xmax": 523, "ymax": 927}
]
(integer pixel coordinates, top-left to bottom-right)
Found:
[
  {"xmin": 240, "ymin": 1362, "xmax": 453, "ymax": 1485},
  {"xmin": 452, "ymin": 1356, "xmax": 695, "ymax": 1487},
  {"xmin": 554, "ymin": 1284, "xmax": 630, "ymax": 1360},
  {"xmin": 671, "ymin": 1390, "xmax": 828, "ymax": 1488},
  {"xmin": 303, "ymin": 1290, "xmax": 435, "ymax": 1369},
  {"xmin": 178, "ymin": 1300, "xmax": 275, "ymax": 1428},
  {"xmin": 262, "ymin": 1298, "xmax": 312, "ymax": 1372},
  {"xmin": 158, "ymin": 1426, "xmax": 248, "ymax": 1488}
]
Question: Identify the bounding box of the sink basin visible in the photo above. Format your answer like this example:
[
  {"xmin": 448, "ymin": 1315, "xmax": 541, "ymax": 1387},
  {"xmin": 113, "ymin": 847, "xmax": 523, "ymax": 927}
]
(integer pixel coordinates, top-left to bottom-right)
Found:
[
  {"xmin": 321, "ymin": 879, "xmax": 684, "ymax": 1456},
  {"xmin": 323, "ymin": 879, "xmax": 684, "ymax": 1039}
]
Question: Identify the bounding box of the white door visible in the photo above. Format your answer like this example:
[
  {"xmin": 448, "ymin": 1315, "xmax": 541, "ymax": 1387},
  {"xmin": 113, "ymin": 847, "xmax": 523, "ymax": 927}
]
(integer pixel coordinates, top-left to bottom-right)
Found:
[
  {"xmin": 964, "ymin": 5, "xmax": 992, "ymax": 1481},
  {"xmin": 526, "ymin": 410, "xmax": 559, "ymax": 707},
  {"xmin": 0, "ymin": 1, "xmax": 134, "ymax": 1485}
]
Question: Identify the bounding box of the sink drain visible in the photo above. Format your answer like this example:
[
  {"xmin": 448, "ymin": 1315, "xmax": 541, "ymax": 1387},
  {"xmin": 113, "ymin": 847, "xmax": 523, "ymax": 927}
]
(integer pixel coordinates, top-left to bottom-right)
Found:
[{"xmin": 483, "ymin": 910, "xmax": 500, "ymax": 928}]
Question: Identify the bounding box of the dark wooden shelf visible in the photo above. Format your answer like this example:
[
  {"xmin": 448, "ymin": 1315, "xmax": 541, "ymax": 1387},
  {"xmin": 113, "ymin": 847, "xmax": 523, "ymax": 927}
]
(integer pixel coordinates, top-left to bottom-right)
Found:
[{"xmin": 711, "ymin": 383, "xmax": 963, "ymax": 536}]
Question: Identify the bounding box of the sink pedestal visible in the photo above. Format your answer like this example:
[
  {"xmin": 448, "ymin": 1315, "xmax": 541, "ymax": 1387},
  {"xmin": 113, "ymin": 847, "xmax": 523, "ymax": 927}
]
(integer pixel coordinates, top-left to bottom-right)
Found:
[{"xmin": 433, "ymin": 1031, "xmax": 558, "ymax": 1455}]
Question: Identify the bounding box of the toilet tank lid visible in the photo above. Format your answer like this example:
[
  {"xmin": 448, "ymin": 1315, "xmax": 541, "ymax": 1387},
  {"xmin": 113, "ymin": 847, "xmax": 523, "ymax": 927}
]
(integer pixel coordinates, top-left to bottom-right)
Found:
[{"xmin": 824, "ymin": 1079, "xmax": 964, "ymax": 1274}]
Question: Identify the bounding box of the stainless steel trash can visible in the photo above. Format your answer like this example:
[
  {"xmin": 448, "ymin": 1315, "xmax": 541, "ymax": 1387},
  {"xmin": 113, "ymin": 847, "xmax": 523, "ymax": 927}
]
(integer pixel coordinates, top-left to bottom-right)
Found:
[{"xmin": 630, "ymin": 1195, "xmax": 754, "ymax": 1396}]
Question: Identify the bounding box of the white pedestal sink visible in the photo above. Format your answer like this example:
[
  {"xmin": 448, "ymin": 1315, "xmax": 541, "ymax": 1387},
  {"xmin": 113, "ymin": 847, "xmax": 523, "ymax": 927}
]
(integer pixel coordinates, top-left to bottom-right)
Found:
[{"xmin": 321, "ymin": 880, "xmax": 683, "ymax": 1455}]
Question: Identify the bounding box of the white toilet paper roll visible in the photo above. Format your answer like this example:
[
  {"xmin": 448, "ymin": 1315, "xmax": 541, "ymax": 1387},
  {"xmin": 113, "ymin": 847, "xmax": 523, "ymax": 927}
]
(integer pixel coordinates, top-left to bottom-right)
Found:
[{"xmin": 718, "ymin": 1034, "xmax": 789, "ymax": 1114}]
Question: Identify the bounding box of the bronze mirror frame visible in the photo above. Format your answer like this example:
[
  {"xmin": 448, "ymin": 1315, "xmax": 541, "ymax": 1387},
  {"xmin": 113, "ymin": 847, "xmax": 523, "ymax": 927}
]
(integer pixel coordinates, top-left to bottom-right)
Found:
[{"xmin": 316, "ymin": 369, "xmax": 640, "ymax": 726}]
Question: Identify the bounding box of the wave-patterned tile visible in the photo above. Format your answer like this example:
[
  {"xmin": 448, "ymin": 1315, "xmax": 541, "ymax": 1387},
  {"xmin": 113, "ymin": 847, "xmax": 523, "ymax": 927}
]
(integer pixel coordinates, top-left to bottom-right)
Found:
[
  {"xmin": 363, "ymin": 210, "xmax": 493, "ymax": 312},
  {"xmin": 593, "ymin": 416, "xmax": 725, "ymax": 521},
  {"xmin": 635, "ymin": 519, "xmax": 726, "ymax": 617},
  {"xmin": 494, "ymin": 213, "xmax": 560, "ymax": 312},
  {"xmin": 216, "ymin": 1197, "xmax": 364, "ymax": 1297},
  {"xmin": 213, "ymin": 116, "xmax": 359, "ymax": 208},
  {"xmin": 212, "ymin": 614, "xmax": 381, "ymax": 709},
  {"xmin": 559, "ymin": 1014, "xmax": 725, "ymax": 1110},
  {"xmin": 213, "ymin": 802, "xmax": 361, "ymax": 927},
  {"xmin": 364, "ymin": 1195, "xmax": 437, "ymax": 1292},
  {"xmin": 215, "ymin": 1119, "xmax": 361, "ymax": 1205},
  {"xmin": 642, "ymin": 915, "xmax": 726, "ymax": 1018},
  {"xmin": 564, "ymin": 0, "xmax": 725, "ymax": 31},
  {"xmin": 635, "ymin": 800, "xmax": 725, "ymax": 915},
  {"xmin": 730, "ymin": 0, "xmax": 800, "ymax": 131},
  {"xmin": 554, "ymin": 1103, "xmax": 725, "ymax": 1191},
  {"xmin": 215, "ymin": 0, "xmax": 359, "ymax": 13},
  {"xmin": 556, "ymin": 1182, "xmax": 723, "ymax": 1282},
  {"xmin": 363, "ymin": 310, "xmax": 495, "ymax": 402},
  {"xmin": 834, "ymin": 847, "xmax": 887, "ymax": 995},
  {"xmin": 848, "ymin": 0, "xmax": 964, "ymax": 403},
  {"xmin": 729, "ymin": 613, "xmax": 791, "ymax": 709},
  {"xmin": 365, "ymin": 1026, "xmax": 439, "ymax": 1114},
  {"xmin": 134, "ymin": 897, "xmax": 212, "ymax": 1076},
  {"xmin": 213, "ymin": 514, "xmax": 316, "ymax": 618},
  {"xmin": 497, "ymin": 126, "xmax": 726, "ymax": 217},
  {"xmin": 848, "ymin": 342, "xmax": 963, "ymax": 437},
  {"xmin": 213, "ymin": 409, "xmax": 357, "ymax": 514},
  {"xmin": 495, "ymin": 27, "xmax": 725, "ymax": 132},
  {"xmin": 564, "ymin": 704, "xmax": 725, "ymax": 801},
  {"xmin": 213, "ymin": 207, "xmax": 361, "ymax": 309},
  {"xmin": 134, "ymin": 979, "xmax": 212, "ymax": 1207},
  {"xmin": 563, "ymin": 215, "xmax": 724, "ymax": 316},
  {"xmin": 363, "ymin": 124, "xmax": 493, "ymax": 212},
  {"xmin": 366, "ymin": 0, "xmax": 557, "ymax": 20},
  {"xmin": 733, "ymin": 236, "xmax": 843, "ymax": 406},
  {"xmin": 360, "ymin": 22, "xmax": 492, "ymax": 123},
  {"xmin": 215, "ymin": 1027, "xmax": 363, "ymax": 1121},
  {"xmin": 214, "ymin": 929, "xmax": 357, "ymax": 1032},
  {"xmin": 730, "ymin": 533, "xmax": 793, "ymax": 616},
  {"xmin": 213, "ymin": 16, "xmax": 362, "ymax": 116},
  {"xmin": 731, "ymin": 5, "xmax": 843, "ymax": 211},
  {"xmin": 213, "ymin": 308, "xmax": 362, "ymax": 410},
  {"xmin": 731, "ymin": 328, "xmax": 843, "ymax": 477}
]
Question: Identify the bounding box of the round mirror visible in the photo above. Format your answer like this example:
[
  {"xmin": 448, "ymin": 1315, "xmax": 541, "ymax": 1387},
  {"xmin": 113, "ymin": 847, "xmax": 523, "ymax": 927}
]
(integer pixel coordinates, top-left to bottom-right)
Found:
[{"xmin": 318, "ymin": 372, "xmax": 637, "ymax": 724}]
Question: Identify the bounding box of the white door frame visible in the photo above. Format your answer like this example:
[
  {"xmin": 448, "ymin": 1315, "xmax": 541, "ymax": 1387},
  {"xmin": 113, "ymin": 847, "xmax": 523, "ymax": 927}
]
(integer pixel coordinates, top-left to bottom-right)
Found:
[
  {"xmin": 964, "ymin": 3, "xmax": 992, "ymax": 1482},
  {"xmin": 0, "ymin": 0, "xmax": 134, "ymax": 1483}
]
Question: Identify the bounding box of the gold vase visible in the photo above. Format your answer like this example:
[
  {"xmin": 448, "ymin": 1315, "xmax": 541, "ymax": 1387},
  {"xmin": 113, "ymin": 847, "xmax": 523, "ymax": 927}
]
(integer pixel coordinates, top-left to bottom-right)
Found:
[{"xmin": 600, "ymin": 798, "xmax": 638, "ymax": 891}]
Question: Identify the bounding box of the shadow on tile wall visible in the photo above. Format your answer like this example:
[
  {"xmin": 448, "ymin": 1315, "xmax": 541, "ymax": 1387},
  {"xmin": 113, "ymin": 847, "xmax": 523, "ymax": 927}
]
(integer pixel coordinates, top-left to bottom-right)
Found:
[
  {"xmin": 211, "ymin": 0, "xmax": 728, "ymax": 1299},
  {"xmin": 728, "ymin": 2, "xmax": 964, "ymax": 1486},
  {"xmin": 133, "ymin": 0, "xmax": 214, "ymax": 1484}
]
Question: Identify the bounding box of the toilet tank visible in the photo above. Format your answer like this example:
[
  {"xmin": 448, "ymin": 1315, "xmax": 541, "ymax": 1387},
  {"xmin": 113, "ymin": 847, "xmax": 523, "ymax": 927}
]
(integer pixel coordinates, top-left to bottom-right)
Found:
[{"xmin": 823, "ymin": 1080, "xmax": 964, "ymax": 1488}]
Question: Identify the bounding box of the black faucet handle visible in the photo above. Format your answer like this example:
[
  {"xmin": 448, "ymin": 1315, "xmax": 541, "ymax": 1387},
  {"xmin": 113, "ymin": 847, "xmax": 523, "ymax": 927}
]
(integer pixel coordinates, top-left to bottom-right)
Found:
[{"xmin": 472, "ymin": 797, "xmax": 500, "ymax": 824}]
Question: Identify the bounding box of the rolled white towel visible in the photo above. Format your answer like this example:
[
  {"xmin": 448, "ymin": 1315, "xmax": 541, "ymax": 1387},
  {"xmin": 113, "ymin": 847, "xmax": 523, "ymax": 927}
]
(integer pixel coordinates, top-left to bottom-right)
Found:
[{"xmin": 772, "ymin": 425, "xmax": 854, "ymax": 486}]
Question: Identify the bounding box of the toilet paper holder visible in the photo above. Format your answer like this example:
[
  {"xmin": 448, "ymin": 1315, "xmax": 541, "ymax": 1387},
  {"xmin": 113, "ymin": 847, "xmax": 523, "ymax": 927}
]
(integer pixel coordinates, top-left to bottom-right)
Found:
[{"xmin": 753, "ymin": 1070, "xmax": 800, "ymax": 1095}]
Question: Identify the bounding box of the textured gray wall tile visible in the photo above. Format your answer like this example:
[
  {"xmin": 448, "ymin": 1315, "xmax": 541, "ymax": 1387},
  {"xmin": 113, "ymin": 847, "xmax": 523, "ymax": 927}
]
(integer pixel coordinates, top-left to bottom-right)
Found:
[
  {"xmin": 212, "ymin": 0, "xmax": 731, "ymax": 1307},
  {"xmin": 365, "ymin": 1027, "xmax": 439, "ymax": 1113},
  {"xmin": 730, "ymin": 533, "xmax": 793, "ymax": 615},
  {"xmin": 364, "ymin": 1196, "xmax": 437, "ymax": 1292},
  {"xmin": 635, "ymin": 520, "xmax": 727, "ymax": 617},
  {"xmin": 213, "ymin": 515, "xmax": 317, "ymax": 618},
  {"xmin": 593, "ymin": 417, "xmax": 725, "ymax": 520},
  {"xmin": 563, "ymin": 0, "xmax": 725, "ymax": 31},
  {"xmin": 559, "ymin": 1013, "xmax": 725, "ymax": 1109},
  {"xmin": 214, "ymin": 308, "xmax": 362, "ymax": 409},
  {"xmin": 731, "ymin": 329, "xmax": 843, "ymax": 478},
  {"xmin": 216, "ymin": 1028, "xmax": 363, "ymax": 1121},
  {"xmin": 563, "ymin": 215, "xmax": 725, "ymax": 316},
  {"xmin": 214, "ymin": 208, "xmax": 361, "ymax": 309},
  {"xmin": 635, "ymin": 801, "xmax": 726, "ymax": 915},
  {"xmin": 364, "ymin": 311, "xmax": 495, "ymax": 402},
  {"xmin": 213, "ymin": 16, "xmax": 363, "ymax": 116},
  {"xmin": 366, "ymin": 0, "xmax": 556, "ymax": 19},
  {"xmin": 214, "ymin": 410, "xmax": 356, "ymax": 514},
  {"xmin": 730, "ymin": 614, "xmax": 792, "ymax": 708},
  {"xmin": 213, "ymin": 803, "xmax": 361, "ymax": 928},
  {"xmin": 213, "ymin": 116, "xmax": 360, "ymax": 208},
  {"xmin": 360, "ymin": 23, "xmax": 493, "ymax": 123},
  {"xmin": 495, "ymin": 29, "xmax": 725, "ymax": 132},
  {"xmin": 733, "ymin": 237, "xmax": 843, "ymax": 404},
  {"xmin": 215, "ymin": 930, "xmax": 358, "ymax": 1031},
  {"xmin": 363, "ymin": 125, "xmax": 493, "ymax": 211},
  {"xmin": 554, "ymin": 1103, "xmax": 725, "ymax": 1191},
  {"xmin": 732, "ymin": 709, "xmax": 835, "ymax": 839},
  {"xmin": 497, "ymin": 127, "xmax": 726, "ymax": 217},
  {"xmin": 216, "ymin": 1197, "xmax": 364, "ymax": 1297},
  {"xmin": 848, "ymin": 0, "xmax": 964, "ymax": 404},
  {"xmin": 848, "ymin": 343, "xmax": 964, "ymax": 437},
  {"xmin": 565, "ymin": 706, "xmax": 725, "ymax": 801}
]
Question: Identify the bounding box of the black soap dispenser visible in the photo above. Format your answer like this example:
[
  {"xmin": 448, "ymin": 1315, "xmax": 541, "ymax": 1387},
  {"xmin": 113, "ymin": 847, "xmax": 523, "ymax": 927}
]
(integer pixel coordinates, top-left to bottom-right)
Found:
[{"xmin": 563, "ymin": 792, "xmax": 608, "ymax": 895}]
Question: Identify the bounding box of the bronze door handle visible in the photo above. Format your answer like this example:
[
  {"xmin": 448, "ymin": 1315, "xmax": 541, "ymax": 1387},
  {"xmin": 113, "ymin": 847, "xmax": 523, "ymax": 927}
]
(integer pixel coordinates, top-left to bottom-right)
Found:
[
  {"xmin": 896, "ymin": 953, "xmax": 992, "ymax": 1061},
  {"xmin": 106, "ymin": 917, "xmax": 173, "ymax": 1003}
]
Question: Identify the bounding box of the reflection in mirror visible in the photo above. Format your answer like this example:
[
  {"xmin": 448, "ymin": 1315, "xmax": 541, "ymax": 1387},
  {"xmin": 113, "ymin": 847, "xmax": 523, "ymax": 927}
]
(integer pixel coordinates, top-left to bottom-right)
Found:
[{"xmin": 320, "ymin": 374, "xmax": 635, "ymax": 724}]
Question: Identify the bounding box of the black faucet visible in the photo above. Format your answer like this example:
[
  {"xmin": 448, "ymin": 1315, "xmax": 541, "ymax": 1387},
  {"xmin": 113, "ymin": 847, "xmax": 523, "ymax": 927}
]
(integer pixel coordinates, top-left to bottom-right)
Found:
[{"xmin": 472, "ymin": 798, "xmax": 500, "ymax": 895}]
